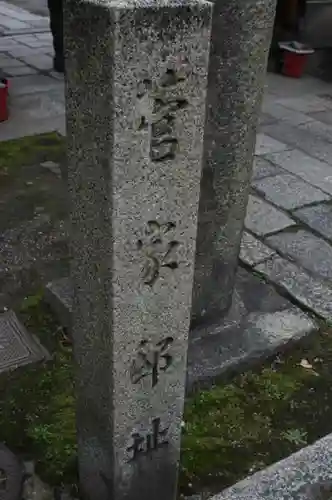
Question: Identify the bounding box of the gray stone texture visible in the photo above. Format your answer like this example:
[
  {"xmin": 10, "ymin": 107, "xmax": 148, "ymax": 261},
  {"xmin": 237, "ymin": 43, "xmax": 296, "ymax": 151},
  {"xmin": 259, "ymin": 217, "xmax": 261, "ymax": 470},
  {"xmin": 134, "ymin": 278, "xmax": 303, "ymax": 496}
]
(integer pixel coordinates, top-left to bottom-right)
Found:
[
  {"xmin": 252, "ymin": 156, "xmax": 283, "ymax": 180},
  {"xmin": 45, "ymin": 269, "xmax": 317, "ymax": 394},
  {"xmin": 191, "ymin": 0, "xmax": 276, "ymax": 326},
  {"xmin": 255, "ymin": 133, "xmax": 288, "ymax": 156},
  {"xmin": 253, "ymin": 174, "xmax": 330, "ymax": 210},
  {"xmin": 275, "ymin": 95, "xmax": 332, "ymax": 114},
  {"xmin": 309, "ymin": 110, "xmax": 332, "ymax": 126},
  {"xmin": 294, "ymin": 203, "xmax": 332, "ymax": 241},
  {"xmin": 299, "ymin": 118, "xmax": 332, "ymax": 145},
  {"xmin": 245, "ymin": 195, "xmax": 296, "ymax": 236},
  {"xmin": 239, "ymin": 231, "xmax": 275, "ymax": 266},
  {"xmin": 256, "ymin": 256, "xmax": 332, "ymax": 321},
  {"xmin": 45, "ymin": 277, "xmax": 73, "ymax": 330},
  {"xmin": 267, "ymin": 229, "xmax": 332, "ymax": 281},
  {"xmin": 0, "ymin": 310, "xmax": 48, "ymax": 374},
  {"xmin": 187, "ymin": 266, "xmax": 317, "ymax": 391},
  {"xmin": 265, "ymin": 149, "xmax": 332, "ymax": 196},
  {"xmin": 261, "ymin": 100, "xmax": 313, "ymax": 126},
  {"xmin": 263, "ymin": 121, "xmax": 332, "ymax": 167},
  {"xmin": 209, "ymin": 433, "xmax": 332, "ymax": 500},
  {"xmin": 64, "ymin": 1, "xmax": 212, "ymax": 500}
]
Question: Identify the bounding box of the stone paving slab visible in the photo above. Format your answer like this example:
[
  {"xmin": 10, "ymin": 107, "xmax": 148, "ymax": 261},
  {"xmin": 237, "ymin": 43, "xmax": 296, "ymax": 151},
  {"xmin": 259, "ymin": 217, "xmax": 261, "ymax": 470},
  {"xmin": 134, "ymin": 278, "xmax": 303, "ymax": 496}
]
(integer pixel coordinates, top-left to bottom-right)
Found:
[
  {"xmin": 298, "ymin": 118, "xmax": 332, "ymax": 145},
  {"xmin": 264, "ymin": 73, "xmax": 332, "ymax": 98},
  {"xmin": 4, "ymin": 64, "xmax": 36, "ymax": 75},
  {"xmin": 6, "ymin": 75, "xmax": 61, "ymax": 95},
  {"xmin": 254, "ymin": 133, "xmax": 289, "ymax": 156},
  {"xmin": 261, "ymin": 100, "xmax": 313, "ymax": 126},
  {"xmin": 253, "ymin": 173, "xmax": 330, "ymax": 210},
  {"xmin": 294, "ymin": 203, "xmax": 332, "ymax": 241},
  {"xmin": 0, "ymin": 0, "xmax": 48, "ymax": 36},
  {"xmin": 309, "ymin": 110, "xmax": 332, "ymax": 126},
  {"xmin": 263, "ymin": 121, "xmax": 332, "ymax": 166},
  {"xmin": 245, "ymin": 195, "xmax": 296, "ymax": 236},
  {"xmin": 210, "ymin": 433, "xmax": 332, "ymax": 500},
  {"xmin": 265, "ymin": 149, "xmax": 332, "ymax": 196},
  {"xmin": 267, "ymin": 229, "xmax": 332, "ymax": 282},
  {"xmin": 0, "ymin": 113, "xmax": 65, "ymax": 140},
  {"xmin": 255, "ymin": 256, "xmax": 332, "ymax": 321},
  {"xmin": 252, "ymin": 156, "xmax": 284, "ymax": 181},
  {"xmin": 274, "ymin": 94, "xmax": 332, "ymax": 114},
  {"xmin": 240, "ymin": 231, "xmax": 276, "ymax": 267}
]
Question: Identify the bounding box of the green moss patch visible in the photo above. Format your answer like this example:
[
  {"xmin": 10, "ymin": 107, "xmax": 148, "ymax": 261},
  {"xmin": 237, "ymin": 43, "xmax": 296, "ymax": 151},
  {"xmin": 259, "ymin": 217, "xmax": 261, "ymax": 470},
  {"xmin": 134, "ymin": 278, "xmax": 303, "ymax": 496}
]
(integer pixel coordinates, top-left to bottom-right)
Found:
[
  {"xmin": 0, "ymin": 133, "xmax": 67, "ymax": 234},
  {"xmin": 180, "ymin": 326, "xmax": 332, "ymax": 495},
  {"xmin": 1, "ymin": 299, "xmax": 332, "ymax": 495},
  {"xmin": 0, "ymin": 133, "xmax": 65, "ymax": 173},
  {"xmin": 0, "ymin": 295, "xmax": 76, "ymax": 487}
]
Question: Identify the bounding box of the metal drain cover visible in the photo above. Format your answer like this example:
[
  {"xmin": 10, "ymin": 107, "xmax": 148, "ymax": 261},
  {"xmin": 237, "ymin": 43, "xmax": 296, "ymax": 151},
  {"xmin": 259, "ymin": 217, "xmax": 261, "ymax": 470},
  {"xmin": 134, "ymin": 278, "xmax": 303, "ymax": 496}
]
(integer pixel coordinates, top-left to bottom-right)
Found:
[{"xmin": 0, "ymin": 311, "xmax": 47, "ymax": 375}]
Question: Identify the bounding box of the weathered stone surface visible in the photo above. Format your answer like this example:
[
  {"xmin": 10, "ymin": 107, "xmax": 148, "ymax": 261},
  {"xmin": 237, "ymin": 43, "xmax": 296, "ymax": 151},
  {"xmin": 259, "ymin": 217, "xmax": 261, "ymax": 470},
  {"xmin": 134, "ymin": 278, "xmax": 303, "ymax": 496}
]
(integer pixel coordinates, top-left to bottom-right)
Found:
[
  {"xmin": 309, "ymin": 110, "xmax": 332, "ymax": 126},
  {"xmin": 45, "ymin": 277, "xmax": 72, "ymax": 330},
  {"xmin": 252, "ymin": 156, "xmax": 283, "ymax": 181},
  {"xmin": 259, "ymin": 113, "xmax": 276, "ymax": 126},
  {"xmin": 0, "ymin": 443, "xmax": 23, "ymax": 500},
  {"xmin": 267, "ymin": 229, "xmax": 332, "ymax": 281},
  {"xmin": 192, "ymin": 0, "xmax": 276, "ymax": 326},
  {"xmin": 11, "ymin": 89, "xmax": 65, "ymax": 121},
  {"xmin": 263, "ymin": 122, "xmax": 332, "ymax": 167},
  {"xmin": 239, "ymin": 231, "xmax": 275, "ymax": 267},
  {"xmin": 187, "ymin": 266, "xmax": 317, "ymax": 391},
  {"xmin": 262, "ymin": 100, "xmax": 313, "ymax": 126},
  {"xmin": 255, "ymin": 256, "xmax": 332, "ymax": 320},
  {"xmin": 0, "ymin": 310, "xmax": 48, "ymax": 374},
  {"xmin": 22, "ymin": 474, "xmax": 53, "ymax": 500},
  {"xmin": 255, "ymin": 133, "xmax": 288, "ymax": 156},
  {"xmin": 245, "ymin": 195, "xmax": 296, "ymax": 236},
  {"xmin": 253, "ymin": 174, "xmax": 330, "ymax": 210},
  {"xmin": 294, "ymin": 203, "xmax": 332, "ymax": 241},
  {"xmin": 64, "ymin": 1, "xmax": 211, "ymax": 499},
  {"xmin": 9, "ymin": 74, "xmax": 63, "ymax": 96},
  {"xmin": 44, "ymin": 267, "xmax": 316, "ymax": 396},
  {"xmin": 209, "ymin": 433, "xmax": 332, "ymax": 500},
  {"xmin": 189, "ymin": 306, "xmax": 316, "ymax": 390},
  {"xmin": 266, "ymin": 148, "xmax": 332, "ymax": 196},
  {"xmin": 275, "ymin": 95, "xmax": 332, "ymax": 114},
  {"xmin": 299, "ymin": 118, "xmax": 332, "ymax": 145},
  {"xmin": 40, "ymin": 161, "xmax": 61, "ymax": 177}
]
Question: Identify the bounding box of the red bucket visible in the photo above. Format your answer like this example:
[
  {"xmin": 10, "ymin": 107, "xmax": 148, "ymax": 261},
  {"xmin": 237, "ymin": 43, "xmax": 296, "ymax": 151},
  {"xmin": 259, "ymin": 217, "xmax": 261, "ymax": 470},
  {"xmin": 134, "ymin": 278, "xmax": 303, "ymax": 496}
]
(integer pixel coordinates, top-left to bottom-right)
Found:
[
  {"xmin": 279, "ymin": 42, "xmax": 314, "ymax": 79},
  {"xmin": 0, "ymin": 78, "xmax": 9, "ymax": 122}
]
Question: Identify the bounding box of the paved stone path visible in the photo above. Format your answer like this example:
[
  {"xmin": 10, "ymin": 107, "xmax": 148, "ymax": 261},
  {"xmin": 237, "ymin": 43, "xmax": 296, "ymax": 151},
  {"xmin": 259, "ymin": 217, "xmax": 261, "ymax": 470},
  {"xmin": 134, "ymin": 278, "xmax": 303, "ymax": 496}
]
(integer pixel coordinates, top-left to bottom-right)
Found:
[
  {"xmin": 242, "ymin": 75, "xmax": 332, "ymax": 322},
  {"xmin": 0, "ymin": 0, "xmax": 64, "ymax": 139},
  {"xmin": 1, "ymin": 0, "xmax": 332, "ymax": 323}
]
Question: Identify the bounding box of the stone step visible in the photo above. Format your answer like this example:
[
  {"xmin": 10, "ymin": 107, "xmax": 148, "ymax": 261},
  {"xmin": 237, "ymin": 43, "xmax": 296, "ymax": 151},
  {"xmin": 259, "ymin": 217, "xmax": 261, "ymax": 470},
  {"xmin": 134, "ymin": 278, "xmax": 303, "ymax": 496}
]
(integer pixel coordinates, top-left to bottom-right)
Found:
[
  {"xmin": 45, "ymin": 269, "xmax": 317, "ymax": 393},
  {"xmin": 0, "ymin": 310, "xmax": 49, "ymax": 375},
  {"xmin": 210, "ymin": 432, "xmax": 332, "ymax": 500}
]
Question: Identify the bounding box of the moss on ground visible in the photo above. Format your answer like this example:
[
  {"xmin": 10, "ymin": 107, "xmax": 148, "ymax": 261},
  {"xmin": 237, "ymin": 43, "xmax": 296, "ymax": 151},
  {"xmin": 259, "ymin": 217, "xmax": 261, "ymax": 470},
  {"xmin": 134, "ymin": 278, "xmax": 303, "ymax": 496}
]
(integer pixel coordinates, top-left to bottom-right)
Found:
[
  {"xmin": 1, "ymin": 135, "xmax": 332, "ymax": 493},
  {"xmin": 0, "ymin": 133, "xmax": 65, "ymax": 173},
  {"xmin": 180, "ymin": 326, "xmax": 332, "ymax": 495},
  {"xmin": 0, "ymin": 294, "xmax": 77, "ymax": 487},
  {"xmin": 1, "ymin": 297, "xmax": 332, "ymax": 495},
  {"xmin": 0, "ymin": 133, "xmax": 67, "ymax": 233}
]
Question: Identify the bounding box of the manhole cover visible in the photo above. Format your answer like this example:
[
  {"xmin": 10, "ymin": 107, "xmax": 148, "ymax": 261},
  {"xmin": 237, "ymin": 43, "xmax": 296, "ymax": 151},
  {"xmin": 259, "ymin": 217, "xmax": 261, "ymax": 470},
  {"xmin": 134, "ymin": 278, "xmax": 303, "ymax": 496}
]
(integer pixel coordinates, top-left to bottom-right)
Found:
[
  {"xmin": 0, "ymin": 444, "xmax": 23, "ymax": 500},
  {"xmin": 0, "ymin": 311, "xmax": 47, "ymax": 375}
]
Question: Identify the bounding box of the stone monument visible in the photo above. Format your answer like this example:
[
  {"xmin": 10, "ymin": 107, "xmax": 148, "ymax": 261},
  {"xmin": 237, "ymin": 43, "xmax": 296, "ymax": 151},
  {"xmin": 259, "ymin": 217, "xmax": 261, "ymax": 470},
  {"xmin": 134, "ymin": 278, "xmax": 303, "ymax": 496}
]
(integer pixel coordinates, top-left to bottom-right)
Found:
[
  {"xmin": 64, "ymin": 0, "xmax": 212, "ymax": 498},
  {"xmin": 192, "ymin": 0, "xmax": 277, "ymax": 326}
]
